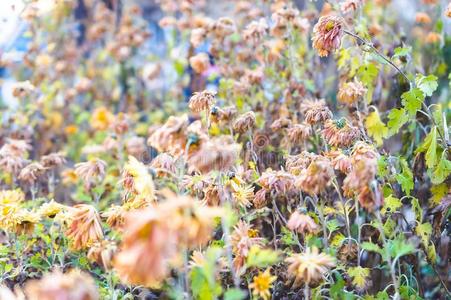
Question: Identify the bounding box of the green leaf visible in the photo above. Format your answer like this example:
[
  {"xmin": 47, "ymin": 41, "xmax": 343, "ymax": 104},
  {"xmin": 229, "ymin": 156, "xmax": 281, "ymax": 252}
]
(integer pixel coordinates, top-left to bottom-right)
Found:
[
  {"xmin": 387, "ymin": 108, "xmax": 409, "ymax": 136},
  {"xmin": 430, "ymin": 151, "xmax": 451, "ymax": 185},
  {"xmin": 348, "ymin": 266, "xmax": 370, "ymax": 289},
  {"xmin": 415, "ymin": 223, "xmax": 432, "ymax": 246},
  {"xmin": 246, "ymin": 246, "xmax": 280, "ymax": 268},
  {"xmin": 223, "ymin": 288, "xmax": 247, "ymax": 300},
  {"xmin": 424, "ymin": 127, "xmax": 438, "ymax": 169},
  {"xmin": 395, "ymin": 158, "xmax": 414, "ymax": 195},
  {"xmin": 411, "ymin": 198, "xmax": 423, "ymax": 222},
  {"xmin": 361, "ymin": 242, "xmax": 382, "ymax": 255},
  {"xmin": 392, "ymin": 46, "xmax": 411, "ymax": 58},
  {"xmin": 415, "ymin": 74, "xmax": 438, "ymax": 97},
  {"xmin": 326, "ymin": 219, "xmax": 341, "ymax": 233},
  {"xmin": 401, "ymin": 88, "xmax": 424, "ymax": 116},
  {"xmin": 387, "ymin": 237, "xmax": 415, "ymax": 259},
  {"xmin": 381, "ymin": 195, "xmax": 402, "ymax": 215},
  {"xmin": 365, "ymin": 111, "xmax": 388, "ymax": 146}
]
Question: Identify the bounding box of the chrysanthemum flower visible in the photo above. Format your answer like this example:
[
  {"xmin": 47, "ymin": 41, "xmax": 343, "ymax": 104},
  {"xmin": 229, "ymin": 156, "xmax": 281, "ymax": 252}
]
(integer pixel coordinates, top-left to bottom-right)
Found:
[
  {"xmin": 147, "ymin": 115, "xmax": 189, "ymax": 157},
  {"xmin": 230, "ymin": 181, "xmax": 254, "ymax": 208},
  {"xmin": 231, "ymin": 221, "xmax": 264, "ymax": 274},
  {"xmin": 286, "ymin": 247, "xmax": 336, "ymax": 287},
  {"xmin": 243, "ymin": 18, "xmax": 268, "ymax": 44},
  {"xmin": 287, "ymin": 123, "xmax": 311, "ymax": 144},
  {"xmin": 150, "ymin": 153, "xmax": 176, "ymax": 177},
  {"xmin": 40, "ymin": 152, "xmax": 66, "ymax": 168},
  {"xmin": 25, "ymin": 269, "xmax": 99, "ymax": 300},
  {"xmin": 287, "ymin": 210, "xmax": 320, "ymax": 235},
  {"xmin": 312, "ymin": 15, "xmax": 344, "ymax": 57},
  {"xmin": 415, "ymin": 12, "xmax": 432, "ymax": 24},
  {"xmin": 321, "ymin": 119, "xmax": 360, "ymax": 148},
  {"xmin": 286, "ymin": 152, "xmax": 318, "ymax": 175},
  {"xmin": 90, "ymin": 107, "xmax": 114, "ymax": 131},
  {"xmin": 18, "ymin": 162, "xmax": 46, "ymax": 184},
  {"xmin": 249, "ymin": 268, "xmax": 277, "ymax": 300},
  {"xmin": 296, "ymin": 157, "xmax": 334, "ymax": 195},
  {"xmin": 65, "ymin": 204, "xmax": 104, "ymax": 250},
  {"xmin": 188, "ymin": 90, "xmax": 215, "ymax": 112},
  {"xmin": 337, "ymin": 79, "xmax": 367, "ymax": 106},
  {"xmin": 122, "ymin": 156, "xmax": 155, "ymax": 201},
  {"xmin": 87, "ymin": 240, "xmax": 117, "ymax": 270},
  {"xmin": 233, "ymin": 111, "xmax": 256, "ymax": 134},
  {"xmin": 258, "ymin": 170, "xmax": 296, "ymax": 195},
  {"xmin": 189, "ymin": 53, "xmax": 210, "ymax": 74},
  {"xmin": 74, "ymin": 158, "xmax": 107, "ymax": 189},
  {"xmin": 300, "ymin": 99, "xmax": 332, "ymax": 125},
  {"xmin": 39, "ymin": 200, "xmax": 66, "ymax": 218}
]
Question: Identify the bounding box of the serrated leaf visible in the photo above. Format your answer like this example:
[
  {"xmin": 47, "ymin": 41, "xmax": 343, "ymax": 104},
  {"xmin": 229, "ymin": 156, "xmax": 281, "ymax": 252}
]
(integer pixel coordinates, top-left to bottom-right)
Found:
[
  {"xmin": 388, "ymin": 237, "xmax": 415, "ymax": 259},
  {"xmin": 415, "ymin": 223, "xmax": 432, "ymax": 246},
  {"xmin": 425, "ymin": 127, "xmax": 438, "ymax": 169},
  {"xmin": 430, "ymin": 183, "xmax": 448, "ymax": 205},
  {"xmin": 381, "ymin": 195, "xmax": 402, "ymax": 215},
  {"xmin": 411, "ymin": 198, "xmax": 423, "ymax": 222},
  {"xmin": 430, "ymin": 151, "xmax": 451, "ymax": 185},
  {"xmin": 365, "ymin": 111, "xmax": 388, "ymax": 146},
  {"xmin": 395, "ymin": 158, "xmax": 414, "ymax": 195},
  {"xmin": 415, "ymin": 74, "xmax": 438, "ymax": 97},
  {"xmin": 361, "ymin": 242, "xmax": 382, "ymax": 255},
  {"xmin": 387, "ymin": 108, "xmax": 409, "ymax": 136},
  {"xmin": 348, "ymin": 266, "xmax": 370, "ymax": 289},
  {"xmin": 392, "ymin": 46, "xmax": 411, "ymax": 58},
  {"xmin": 401, "ymin": 88, "xmax": 424, "ymax": 116}
]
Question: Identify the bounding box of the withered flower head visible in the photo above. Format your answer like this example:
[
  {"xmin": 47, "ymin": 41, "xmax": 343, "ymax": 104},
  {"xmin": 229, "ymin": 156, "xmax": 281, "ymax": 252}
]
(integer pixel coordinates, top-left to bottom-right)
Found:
[
  {"xmin": 270, "ymin": 117, "xmax": 292, "ymax": 131},
  {"xmin": 90, "ymin": 107, "xmax": 114, "ymax": 131},
  {"xmin": 87, "ymin": 240, "xmax": 117, "ymax": 270},
  {"xmin": 340, "ymin": 0, "xmax": 363, "ymax": 14},
  {"xmin": 209, "ymin": 105, "xmax": 237, "ymax": 124},
  {"xmin": 18, "ymin": 162, "xmax": 46, "ymax": 184},
  {"xmin": 0, "ymin": 138, "xmax": 31, "ymax": 157},
  {"xmin": 287, "ymin": 210, "xmax": 320, "ymax": 235},
  {"xmin": 147, "ymin": 115, "xmax": 189, "ymax": 156},
  {"xmin": 125, "ymin": 136, "xmax": 146, "ymax": 158},
  {"xmin": 74, "ymin": 158, "xmax": 107, "ymax": 187},
  {"xmin": 296, "ymin": 157, "xmax": 334, "ymax": 195},
  {"xmin": 188, "ymin": 90, "xmax": 216, "ymax": 112},
  {"xmin": 300, "ymin": 99, "xmax": 332, "ymax": 125},
  {"xmin": 243, "ymin": 18, "xmax": 268, "ymax": 44},
  {"xmin": 415, "ymin": 12, "xmax": 432, "ymax": 24},
  {"xmin": 150, "ymin": 153, "xmax": 176, "ymax": 177},
  {"xmin": 202, "ymin": 184, "xmax": 221, "ymax": 206},
  {"xmin": 189, "ymin": 52, "xmax": 211, "ymax": 74},
  {"xmin": 287, "ymin": 123, "xmax": 311, "ymax": 144},
  {"xmin": 337, "ymin": 79, "xmax": 367, "ymax": 106},
  {"xmin": 231, "ymin": 220, "xmax": 264, "ymax": 274},
  {"xmin": 122, "ymin": 156, "xmax": 156, "ymax": 201},
  {"xmin": 65, "ymin": 204, "xmax": 104, "ymax": 250},
  {"xmin": 13, "ymin": 209, "xmax": 40, "ymax": 235},
  {"xmin": 210, "ymin": 17, "xmax": 236, "ymax": 39},
  {"xmin": 322, "ymin": 119, "xmax": 360, "ymax": 148},
  {"xmin": 25, "ymin": 269, "xmax": 99, "ymax": 300},
  {"xmin": 447, "ymin": 3, "xmax": 451, "ymax": 18},
  {"xmin": 39, "ymin": 200, "xmax": 66, "ymax": 218},
  {"xmin": 286, "ymin": 247, "xmax": 336, "ymax": 287},
  {"xmin": 286, "ymin": 151, "xmax": 318, "ymax": 175},
  {"xmin": 0, "ymin": 155, "xmax": 28, "ymax": 175},
  {"xmin": 188, "ymin": 136, "xmax": 239, "ymax": 174},
  {"xmin": 312, "ymin": 15, "xmax": 344, "ymax": 57},
  {"xmin": 258, "ymin": 170, "xmax": 296, "ymax": 195},
  {"xmin": 40, "ymin": 152, "xmax": 66, "ymax": 168},
  {"xmin": 190, "ymin": 28, "xmax": 207, "ymax": 47},
  {"xmin": 233, "ymin": 111, "xmax": 256, "ymax": 133},
  {"xmin": 325, "ymin": 150, "xmax": 352, "ymax": 174}
]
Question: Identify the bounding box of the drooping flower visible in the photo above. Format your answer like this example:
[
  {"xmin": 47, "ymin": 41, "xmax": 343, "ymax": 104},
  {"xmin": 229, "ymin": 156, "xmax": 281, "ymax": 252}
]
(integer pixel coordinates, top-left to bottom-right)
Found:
[
  {"xmin": 39, "ymin": 200, "xmax": 66, "ymax": 218},
  {"xmin": 189, "ymin": 52, "xmax": 211, "ymax": 74},
  {"xmin": 233, "ymin": 111, "xmax": 256, "ymax": 133},
  {"xmin": 18, "ymin": 162, "xmax": 47, "ymax": 185},
  {"xmin": 321, "ymin": 119, "xmax": 360, "ymax": 148},
  {"xmin": 300, "ymin": 99, "xmax": 332, "ymax": 125},
  {"xmin": 150, "ymin": 153, "xmax": 177, "ymax": 177},
  {"xmin": 74, "ymin": 158, "xmax": 107, "ymax": 188},
  {"xmin": 340, "ymin": 0, "xmax": 363, "ymax": 14},
  {"xmin": 188, "ymin": 90, "xmax": 215, "ymax": 112},
  {"xmin": 231, "ymin": 220, "xmax": 264, "ymax": 274},
  {"xmin": 122, "ymin": 156, "xmax": 156, "ymax": 201},
  {"xmin": 312, "ymin": 15, "xmax": 344, "ymax": 57},
  {"xmin": 249, "ymin": 268, "xmax": 277, "ymax": 300},
  {"xmin": 296, "ymin": 157, "xmax": 334, "ymax": 195},
  {"xmin": 87, "ymin": 240, "xmax": 117, "ymax": 270},
  {"xmin": 337, "ymin": 79, "xmax": 367, "ymax": 106},
  {"xmin": 286, "ymin": 247, "xmax": 336, "ymax": 287},
  {"xmin": 65, "ymin": 204, "xmax": 104, "ymax": 250},
  {"xmin": 147, "ymin": 115, "xmax": 189, "ymax": 157},
  {"xmin": 287, "ymin": 210, "xmax": 320, "ymax": 235},
  {"xmin": 243, "ymin": 18, "xmax": 268, "ymax": 44},
  {"xmin": 287, "ymin": 123, "xmax": 311, "ymax": 144},
  {"xmin": 25, "ymin": 269, "xmax": 99, "ymax": 300},
  {"xmin": 40, "ymin": 152, "xmax": 66, "ymax": 168}
]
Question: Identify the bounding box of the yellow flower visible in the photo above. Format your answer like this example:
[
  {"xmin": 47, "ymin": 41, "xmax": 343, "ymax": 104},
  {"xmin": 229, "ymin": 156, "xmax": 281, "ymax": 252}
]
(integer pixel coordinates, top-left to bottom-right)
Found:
[
  {"xmin": 90, "ymin": 107, "xmax": 114, "ymax": 131},
  {"xmin": 122, "ymin": 156, "xmax": 156, "ymax": 201},
  {"xmin": 64, "ymin": 124, "xmax": 78, "ymax": 135},
  {"xmin": 230, "ymin": 181, "xmax": 254, "ymax": 208},
  {"xmin": 249, "ymin": 269, "xmax": 277, "ymax": 300}
]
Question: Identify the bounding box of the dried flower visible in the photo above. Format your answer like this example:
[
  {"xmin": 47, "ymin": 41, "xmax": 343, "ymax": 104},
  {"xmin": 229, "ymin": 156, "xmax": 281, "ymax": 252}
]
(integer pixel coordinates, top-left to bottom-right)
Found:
[
  {"xmin": 210, "ymin": 17, "xmax": 236, "ymax": 39},
  {"xmin": 65, "ymin": 204, "xmax": 104, "ymax": 250},
  {"xmin": 296, "ymin": 157, "xmax": 334, "ymax": 195},
  {"xmin": 25, "ymin": 269, "xmax": 99, "ymax": 300},
  {"xmin": 325, "ymin": 150, "xmax": 352, "ymax": 174},
  {"xmin": 249, "ymin": 268, "xmax": 277, "ymax": 300},
  {"xmin": 0, "ymin": 138, "xmax": 31, "ymax": 157},
  {"xmin": 39, "ymin": 200, "xmax": 65, "ymax": 218},
  {"xmin": 415, "ymin": 12, "xmax": 432, "ymax": 24},
  {"xmin": 87, "ymin": 240, "xmax": 117, "ymax": 270},
  {"xmin": 233, "ymin": 111, "xmax": 256, "ymax": 133},
  {"xmin": 12, "ymin": 80, "xmax": 35, "ymax": 98},
  {"xmin": 286, "ymin": 247, "xmax": 336, "ymax": 287},
  {"xmin": 270, "ymin": 117, "xmax": 292, "ymax": 131},
  {"xmin": 312, "ymin": 15, "xmax": 344, "ymax": 57},
  {"xmin": 189, "ymin": 52, "xmax": 210, "ymax": 74},
  {"xmin": 230, "ymin": 181, "xmax": 254, "ymax": 208},
  {"xmin": 447, "ymin": 3, "xmax": 451, "ymax": 18},
  {"xmin": 122, "ymin": 156, "xmax": 155, "ymax": 201},
  {"xmin": 258, "ymin": 170, "xmax": 296, "ymax": 195},
  {"xmin": 40, "ymin": 152, "xmax": 66, "ymax": 168},
  {"xmin": 90, "ymin": 107, "xmax": 114, "ymax": 131},
  {"xmin": 125, "ymin": 137, "xmax": 146, "ymax": 157},
  {"xmin": 287, "ymin": 123, "xmax": 311, "ymax": 144},
  {"xmin": 340, "ymin": 0, "xmax": 363, "ymax": 14},
  {"xmin": 287, "ymin": 210, "xmax": 320, "ymax": 235},
  {"xmin": 300, "ymin": 99, "xmax": 333, "ymax": 125},
  {"xmin": 148, "ymin": 115, "xmax": 189, "ymax": 156},
  {"xmin": 243, "ymin": 18, "xmax": 268, "ymax": 44},
  {"xmin": 322, "ymin": 119, "xmax": 360, "ymax": 148},
  {"xmin": 286, "ymin": 152, "xmax": 318, "ymax": 175},
  {"xmin": 231, "ymin": 221, "xmax": 264, "ymax": 274},
  {"xmin": 74, "ymin": 158, "xmax": 107, "ymax": 188},
  {"xmin": 189, "ymin": 90, "xmax": 216, "ymax": 113},
  {"xmin": 338, "ymin": 79, "xmax": 367, "ymax": 106},
  {"xmin": 150, "ymin": 153, "xmax": 176, "ymax": 177}
]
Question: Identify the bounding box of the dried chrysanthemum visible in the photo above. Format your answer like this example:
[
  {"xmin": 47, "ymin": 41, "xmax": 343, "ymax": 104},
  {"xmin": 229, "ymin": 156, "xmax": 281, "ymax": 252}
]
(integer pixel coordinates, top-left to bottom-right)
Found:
[
  {"xmin": 188, "ymin": 90, "xmax": 216, "ymax": 112},
  {"xmin": 258, "ymin": 170, "xmax": 296, "ymax": 195},
  {"xmin": 0, "ymin": 155, "xmax": 28, "ymax": 175},
  {"xmin": 74, "ymin": 158, "xmax": 107, "ymax": 188},
  {"xmin": 209, "ymin": 105, "xmax": 237, "ymax": 124},
  {"xmin": 122, "ymin": 156, "xmax": 155, "ymax": 201},
  {"xmin": 233, "ymin": 111, "xmax": 256, "ymax": 133},
  {"xmin": 325, "ymin": 150, "xmax": 352, "ymax": 174},
  {"xmin": 12, "ymin": 80, "xmax": 35, "ymax": 98},
  {"xmin": 202, "ymin": 184, "xmax": 221, "ymax": 206},
  {"xmin": 25, "ymin": 269, "xmax": 99, "ymax": 300},
  {"xmin": 231, "ymin": 220, "xmax": 264, "ymax": 273},
  {"xmin": 249, "ymin": 268, "xmax": 277, "ymax": 300},
  {"xmin": 287, "ymin": 210, "xmax": 320, "ymax": 235},
  {"xmin": 65, "ymin": 204, "xmax": 104, "ymax": 250},
  {"xmin": 0, "ymin": 138, "xmax": 31, "ymax": 157},
  {"xmin": 415, "ymin": 12, "xmax": 432, "ymax": 24},
  {"xmin": 18, "ymin": 162, "xmax": 46, "ymax": 184},
  {"xmin": 322, "ymin": 119, "xmax": 360, "ymax": 148},
  {"xmin": 447, "ymin": 3, "xmax": 451, "ymax": 18},
  {"xmin": 337, "ymin": 79, "xmax": 367, "ymax": 106},
  {"xmin": 188, "ymin": 136, "xmax": 239, "ymax": 173},
  {"xmin": 286, "ymin": 152, "xmax": 318, "ymax": 175},
  {"xmin": 243, "ymin": 18, "xmax": 268, "ymax": 44},
  {"xmin": 340, "ymin": 0, "xmax": 363, "ymax": 14},
  {"xmin": 189, "ymin": 52, "xmax": 210, "ymax": 74},
  {"xmin": 87, "ymin": 240, "xmax": 117, "ymax": 270},
  {"xmin": 270, "ymin": 117, "xmax": 292, "ymax": 131},
  {"xmin": 13, "ymin": 209, "xmax": 40, "ymax": 235},
  {"xmin": 296, "ymin": 157, "xmax": 334, "ymax": 195},
  {"xmin": 190, "ymin": 27, "xmax": 207, "ymax": 47},
  {"xmin": 40, "ymin": 152, "xmax": 66, "ymax": 168},
  {"xmin": 150, "ymin": 153, "xmax": 176, "ymax": 177},
  {"xmin": 300, "ymin": 99, "xmax": 333, "ymax": 125},
  {"xmin": 147, "ymin": 115, "xmax": 189, "ymax": 156},
  {"xmin": 125, "ymin": 136, "xmax": 146, "ymax": 157},
  {"xmin": 287, "ymin": 123, "xmax": 311, "ymax": 144},
  {"xmin": 210, "ymin": 17, "xmax": 236, "ymax": 39},
  {"xmin": 312, "ymin": 15, "xmax": 344, "ymax": 57},
  {"xmin": 286, "ymin": 247, "xmax": 336, "ymax": 287},
  {"xmin": 230, "ymin": 181, "xmax": 254, "ymax": 208}
]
